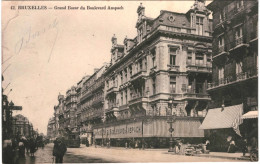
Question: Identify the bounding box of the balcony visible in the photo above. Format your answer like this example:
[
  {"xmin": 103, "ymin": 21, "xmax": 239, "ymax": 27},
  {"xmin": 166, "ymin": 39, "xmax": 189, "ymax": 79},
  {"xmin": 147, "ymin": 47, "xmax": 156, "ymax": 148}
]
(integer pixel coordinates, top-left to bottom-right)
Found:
[
  {"xmin": 131, "ymin": 68, "xmax": 147, "ymax": 82},
  {"xmin": 167, "ymin": 65, "xmax": 180, "ymax": 72},
  {"xmin": 207, "ymin": 69, "xmax": 258, "ymax": 91},
  {"xmin": 186, "ymin": 64, "xmax": 212, "ymax": 73},
  {"xmin": 213, "ymin": 45, "xmax": 227, "ymax": 59},
  {"xmin": 92, "ymin": 96, "xmax": 104, "ymax": 107},
  {"xmin": 106, "ymin": 86, "xmax": 119, "ymax": 95},
  {"xmin": 106, "ymin": 104, "xmax": 119, "ymax": 113},
  {"xmin": 229, "ymin": 37, "xmax": 249, "ymax": 53},
  {"xmin": 250, "ymin": 31, "xmax": 258, "ymax": 46},
  {"xmin": 182, "ymin": 92, "xmax": 211, "ymax": 101},
  {"xmin": 128, "ymin": 96, "xmax": 148, "ymax": 106}
]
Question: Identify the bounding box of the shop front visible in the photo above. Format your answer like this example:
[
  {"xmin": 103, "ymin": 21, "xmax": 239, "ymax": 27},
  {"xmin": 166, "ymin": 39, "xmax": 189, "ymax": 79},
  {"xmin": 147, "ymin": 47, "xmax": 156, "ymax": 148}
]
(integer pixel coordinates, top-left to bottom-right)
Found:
[
  {"xmin": 94, "ymin": 117, "xmax": 204, "ymax": 148},
  {"xmin": 199, "ymin": 104, "xmax": 248, "ymax": 152}
]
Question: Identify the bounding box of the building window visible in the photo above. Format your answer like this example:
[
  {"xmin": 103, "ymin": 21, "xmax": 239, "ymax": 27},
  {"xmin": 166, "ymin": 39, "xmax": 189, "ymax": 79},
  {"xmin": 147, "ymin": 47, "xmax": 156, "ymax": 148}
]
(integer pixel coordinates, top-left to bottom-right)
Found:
[
  {"xmin": 144, "ymin": 58, "xmax": 147, "ymax": 70},
  {"xmin": 152, "ymin": 77, "xmax": 156, "ymax": 95},
  {"xmin": 121, "ymin": 92, "xmax": 123, "ymax": 105},
  {"xmin": 169, "ymin": 47, "xmax": 177, "ymax": 65},
  {"xmin": 125, "ymin": 90, "xmax": 128, "ymax": 104},
  {"xmin": 218, "ymin": 67, "xmax": 224, "ymax": 80},
  {"xmin": 220, "ymin": 10, "xmax": 226, "ymax": 22},
  {"xmin": 196, "ymin": 16, "xmax": 204, "ymax": 35},
  {"xmin": 195, "ymin": 53, "xmax": 204, "ymax": 66},
  {"xmin": 112, "ymin": 77, "xmax": 115, "ymax": 87},
  {"xmin": 139, "ymin": 59, "xmax": 143, "ymax": 71},
  {"xmin": 124, "ymin": 68, "xmax": 128, "ymax": 82},
  {"xmin": 207, "ymin": 55, "xmax": 211, "ymax": 66},
  {"xmin": 237, "ymin": 0, "xmax": 244, "ymax": 9},
  {"xmin": 151, "ymin": 48, "xmax": 156, "ymax": 68},
  {"xmin": 236, "ymin": 61, "xmax": 243, "ymax": 74},
  {"xmin": 170, "ymin": 76, "xmax": 176, "ymax": 93},
  {"xmin": 235, "ymin": 26, "xmax": 243, "ymax": 45},
  {"xmin": 129, "ymin": 65, "xmax": 132, "ymax": 76},
  {"xmin": 187, "ymin": 51, "xmax": 192, "ymax": 65},
  {"xmin": 219, "ymin": 35, "xmax": 224, "ymax": 48},
  {"xmin": 106, "ymin": 81, "xmax": 109, "ymax": 89}
]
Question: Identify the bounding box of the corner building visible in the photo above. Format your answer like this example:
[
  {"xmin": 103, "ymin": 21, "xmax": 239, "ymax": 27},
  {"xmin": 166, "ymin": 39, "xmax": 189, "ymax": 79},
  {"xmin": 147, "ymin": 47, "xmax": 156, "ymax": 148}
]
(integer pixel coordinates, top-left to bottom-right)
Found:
[{"xmin": 93, "ymin": 1, "xmax": 213, "ymax": 147}]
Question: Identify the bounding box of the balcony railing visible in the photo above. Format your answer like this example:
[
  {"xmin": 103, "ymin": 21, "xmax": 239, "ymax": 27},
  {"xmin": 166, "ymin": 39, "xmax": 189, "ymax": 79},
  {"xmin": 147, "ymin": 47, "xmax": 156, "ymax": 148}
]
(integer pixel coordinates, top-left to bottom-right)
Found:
[
  {"xmin": 250, "ymin": 31, "xmax": 258, "ymax": 44},
  {"xmin": 167, "ymin": 65, "xmax": 180, "ymax": 72},
  {"xmin": 236, "ymin": 37, "xmax": 243, "ymax": 46},
  {"xmin": 131, "ymin": 68, "xmax": 147, "ymax": 81},
  {"xmin": 186, "ymin": 64, "xmax": 212, "ymax": 73},
  {"xmin": 92, "ymin": 96, "xmax": 104, "ymax": 106},
  {"xmin": 182, "ymin": 93, "xmax": 211, "ymax": 100},
  {"xmin": 106, "ymin": 104, "xmax": 119, "ymax": 113},
  {"xmin": 128, "ymin": 96, "xmax": 148, "ymax": 106},
  {"xmin": 208, "ymin": 69, "xmax": 258, "ymax": 90},
  {"xmin": 106, "ymin": 86, "xmax": 119, "ymax": 94}
]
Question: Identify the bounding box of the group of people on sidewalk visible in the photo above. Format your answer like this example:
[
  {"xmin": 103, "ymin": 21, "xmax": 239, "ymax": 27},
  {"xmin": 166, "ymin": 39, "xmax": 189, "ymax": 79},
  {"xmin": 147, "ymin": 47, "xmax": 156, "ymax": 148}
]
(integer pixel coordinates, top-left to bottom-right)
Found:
[{"xmin": 2, "ymin": 136, "xmax": 43, "ymax": 163}]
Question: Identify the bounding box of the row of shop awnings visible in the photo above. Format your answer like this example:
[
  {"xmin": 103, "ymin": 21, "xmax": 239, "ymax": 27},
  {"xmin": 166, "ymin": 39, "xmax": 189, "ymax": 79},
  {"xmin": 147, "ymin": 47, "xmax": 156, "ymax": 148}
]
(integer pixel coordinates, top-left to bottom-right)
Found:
[{"xmin": 199, "ymin": 104, "xmax": 258, "ymax": 130}]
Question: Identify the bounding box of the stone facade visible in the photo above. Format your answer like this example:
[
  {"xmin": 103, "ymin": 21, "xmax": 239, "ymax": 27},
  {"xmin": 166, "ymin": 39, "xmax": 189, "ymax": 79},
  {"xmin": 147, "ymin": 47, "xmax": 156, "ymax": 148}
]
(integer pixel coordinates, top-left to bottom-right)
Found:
[{"xmin": 48, "ymin": 0, "xmax": 214, "ymax": 147}]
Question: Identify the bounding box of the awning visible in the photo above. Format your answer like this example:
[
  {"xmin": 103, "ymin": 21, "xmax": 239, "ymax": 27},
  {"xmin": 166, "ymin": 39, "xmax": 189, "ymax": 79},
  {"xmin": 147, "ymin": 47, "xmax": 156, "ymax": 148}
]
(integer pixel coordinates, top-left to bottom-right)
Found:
[
  {"xmin": 241, "ymin": 111, "xmax": 258, "ymax": 119},
  {"xmin": 199, "ymin": 104, "xmax": 243, "ymax": 130}
]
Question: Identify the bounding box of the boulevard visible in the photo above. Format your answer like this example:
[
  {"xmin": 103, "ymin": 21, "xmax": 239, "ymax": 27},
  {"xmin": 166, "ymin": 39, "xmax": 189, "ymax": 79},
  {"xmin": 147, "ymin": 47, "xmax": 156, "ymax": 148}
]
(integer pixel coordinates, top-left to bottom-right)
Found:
[{"xmin": 15, "ymin": 144, "xmax": 247, "ymax": 163}]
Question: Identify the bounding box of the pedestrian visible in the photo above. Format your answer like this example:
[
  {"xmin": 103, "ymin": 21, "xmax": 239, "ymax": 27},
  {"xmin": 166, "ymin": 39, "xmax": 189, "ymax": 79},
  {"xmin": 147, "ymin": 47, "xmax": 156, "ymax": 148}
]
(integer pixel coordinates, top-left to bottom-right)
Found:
[
  {"xmin": 3, "ymin": 140, "xmax": 15, "ymax": 164},
  {"xmin": 29, "ymin": 138, "xmax": 36, "ymax": 156},
  {"xmin": 125, "ymin": 141, "xmax": 128, "ymax": 149},
  {"xmin": 86, "ymin": 138, "xmax": 89, "ymax": 147},
  {"xmin": 53, "ymin": 138, "xmax": 67, "ymax": 163},
  {"xmin": 205, "ymin": 140, "xmax": 210, "ymax": 151},
  {"xmin": 24, "ymin": 139, "xmax": 30, "ymax": 153},
  {"xmin": 241, "ymin": 138, "xmax": 248, "ymax": 156},
  {"xmin": 18, "ymin": 141, "xmax": 26, "ymax": 158},
  {"xmin": 228, "ymin": 140, "xmax": 236, "ymax": 153}
]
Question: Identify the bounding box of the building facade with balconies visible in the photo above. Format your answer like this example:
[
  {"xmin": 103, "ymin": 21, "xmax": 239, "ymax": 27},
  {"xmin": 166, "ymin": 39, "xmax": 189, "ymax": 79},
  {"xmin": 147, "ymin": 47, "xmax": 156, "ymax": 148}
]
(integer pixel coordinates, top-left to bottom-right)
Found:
[
  {"xmin": 94, "ymin": 1, "xmax": 212, "ymax": 148},
  {"xmin": 199, "ymin": 0, "xmax": 258, "ymax": 152},
  {"xmin": 64, "ymin": 86, "xmax": 77, "ymax": 133},
  {"xmin": 80, "ymin": 66, "xmax": 107, "ymax": 144}
]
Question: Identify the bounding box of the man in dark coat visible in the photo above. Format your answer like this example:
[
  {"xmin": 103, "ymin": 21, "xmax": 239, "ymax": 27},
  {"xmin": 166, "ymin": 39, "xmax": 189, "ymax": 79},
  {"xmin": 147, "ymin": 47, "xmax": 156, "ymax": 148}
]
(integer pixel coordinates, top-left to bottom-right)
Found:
[{"xmin": 53, "ymin": 138, "xmax": 67, "ymax": 163}]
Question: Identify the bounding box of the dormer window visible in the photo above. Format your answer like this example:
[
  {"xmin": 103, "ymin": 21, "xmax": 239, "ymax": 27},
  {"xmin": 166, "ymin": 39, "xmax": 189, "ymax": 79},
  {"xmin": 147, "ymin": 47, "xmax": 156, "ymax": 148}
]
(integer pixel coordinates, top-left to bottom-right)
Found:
[{"xmin": 196, "ymin": 16, "xmax": 204, "ymax": 35}]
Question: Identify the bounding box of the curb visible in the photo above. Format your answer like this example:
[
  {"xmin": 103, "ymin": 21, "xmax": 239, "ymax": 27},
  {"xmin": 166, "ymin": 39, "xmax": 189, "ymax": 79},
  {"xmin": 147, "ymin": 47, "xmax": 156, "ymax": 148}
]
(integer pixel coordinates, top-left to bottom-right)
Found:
[{"xmin": 194, "ymin": 154, "xmax": 250, "ymax": 161}]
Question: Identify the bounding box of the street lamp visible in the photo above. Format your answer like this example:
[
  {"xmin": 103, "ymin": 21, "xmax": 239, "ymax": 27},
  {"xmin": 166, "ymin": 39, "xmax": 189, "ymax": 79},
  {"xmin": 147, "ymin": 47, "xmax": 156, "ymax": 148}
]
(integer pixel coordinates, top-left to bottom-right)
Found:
[{"xmin": 167, "ymin": 96, "xmax": 176, "ymax": 153}]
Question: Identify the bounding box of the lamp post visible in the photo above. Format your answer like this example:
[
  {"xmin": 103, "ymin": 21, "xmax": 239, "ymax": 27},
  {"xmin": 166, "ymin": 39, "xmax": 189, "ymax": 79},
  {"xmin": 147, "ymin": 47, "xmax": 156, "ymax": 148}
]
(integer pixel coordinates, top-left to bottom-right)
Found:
[{"xmin": 168, "ymin": 96, "xmax": 176, "ymax": 153}]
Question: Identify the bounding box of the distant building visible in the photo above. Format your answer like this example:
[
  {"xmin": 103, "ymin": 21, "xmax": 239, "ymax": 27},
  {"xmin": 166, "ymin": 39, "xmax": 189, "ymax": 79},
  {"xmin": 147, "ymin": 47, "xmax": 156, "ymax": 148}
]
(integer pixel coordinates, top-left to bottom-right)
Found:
[
  {"xmin": 47, "ymin": 117, "xmax": 56, "ymax": 139},
  {"xmin": 12, "ymin": 114, "xmax": 33, "ymax": 138},
  {"xmin": 200, "ymin": 0, "xmax": 258, "ymax": 151},
  {"xmin": 80, "ymin": 65, "xmax": 107, "ymax": 144}
]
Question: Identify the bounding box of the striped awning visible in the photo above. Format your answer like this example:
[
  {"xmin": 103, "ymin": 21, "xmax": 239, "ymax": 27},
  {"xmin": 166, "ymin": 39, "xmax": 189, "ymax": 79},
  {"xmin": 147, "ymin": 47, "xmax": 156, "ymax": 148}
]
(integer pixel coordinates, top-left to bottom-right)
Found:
[
  {"xmin": 199, "ymin": 104, "xmax": 243, "ymax": 130},
  {"xmin": 241, "ymin": 111, "xmax": 258, "ymax": 119}
]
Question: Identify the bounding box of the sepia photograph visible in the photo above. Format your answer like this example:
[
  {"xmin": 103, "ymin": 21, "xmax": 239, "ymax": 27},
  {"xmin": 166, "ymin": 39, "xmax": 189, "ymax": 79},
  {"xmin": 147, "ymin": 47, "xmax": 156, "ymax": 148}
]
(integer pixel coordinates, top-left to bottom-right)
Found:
[{"xmin": 1, "ymin": 0, "xmax": 258, "ymax": 163}]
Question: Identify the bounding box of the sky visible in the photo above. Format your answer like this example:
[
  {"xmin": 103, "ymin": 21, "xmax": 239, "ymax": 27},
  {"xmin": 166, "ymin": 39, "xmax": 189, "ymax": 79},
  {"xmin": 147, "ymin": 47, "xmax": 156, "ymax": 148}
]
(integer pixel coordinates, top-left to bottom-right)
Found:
[{"xmin": 2, "ymin": 0, "xmax": 212, "ymax": 135}]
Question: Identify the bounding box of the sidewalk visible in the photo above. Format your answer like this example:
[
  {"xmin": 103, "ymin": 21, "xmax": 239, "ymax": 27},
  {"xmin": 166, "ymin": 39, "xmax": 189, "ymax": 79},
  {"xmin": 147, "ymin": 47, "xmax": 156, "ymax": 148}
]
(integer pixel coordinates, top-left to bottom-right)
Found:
[
  {"xmin": 80, "ymin": 145, "xmax": 251, "ymax": 161},
  {"xmin": 194, "ymin": 152, "xmax": 251, "ymax": 161}
]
